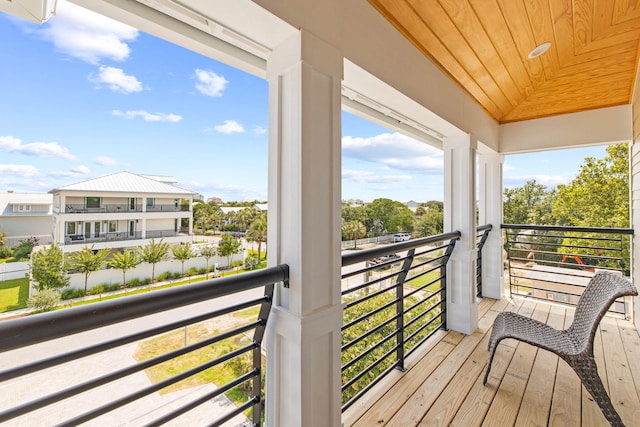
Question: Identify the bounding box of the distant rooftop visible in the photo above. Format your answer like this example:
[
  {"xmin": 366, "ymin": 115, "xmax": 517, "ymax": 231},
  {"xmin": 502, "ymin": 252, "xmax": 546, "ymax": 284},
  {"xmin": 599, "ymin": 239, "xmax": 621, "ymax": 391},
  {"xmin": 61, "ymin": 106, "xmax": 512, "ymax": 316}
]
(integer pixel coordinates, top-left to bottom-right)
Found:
[{"xmin": 49, "ymin": 171, "xmax": 196, "ymax": 195}]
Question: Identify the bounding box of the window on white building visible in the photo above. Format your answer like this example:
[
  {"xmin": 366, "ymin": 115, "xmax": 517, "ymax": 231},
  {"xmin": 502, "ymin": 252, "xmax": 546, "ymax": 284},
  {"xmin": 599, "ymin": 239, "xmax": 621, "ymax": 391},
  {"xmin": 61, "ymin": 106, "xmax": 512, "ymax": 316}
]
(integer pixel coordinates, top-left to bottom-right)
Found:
[
  {"xmin": 108, "ymin": 220, "xmax": 117, "ymax": 233},
  {"xmin": 12, "ymin": 204, "xmax": 31, "ymax": 212},
  {"xmin": 86, "ymin": 197, "xmax": 101, "ymax": 209},
  {"xmin": 146, "ymin": 197, "xmax": 155, "ymax": 207},
  {"xmin": 66, "ymin": 222, "xmax": 77, "ymax": 235}
]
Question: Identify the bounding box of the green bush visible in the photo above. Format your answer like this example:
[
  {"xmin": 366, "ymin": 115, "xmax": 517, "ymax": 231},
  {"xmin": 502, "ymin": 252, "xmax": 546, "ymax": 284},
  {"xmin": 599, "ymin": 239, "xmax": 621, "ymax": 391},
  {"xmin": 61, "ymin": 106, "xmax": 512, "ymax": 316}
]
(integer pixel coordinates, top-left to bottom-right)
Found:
[
  {"xmin": 0, "ymin": 245, "xmax": 12, "ymax": 259},
  {"xmin": 28, "ymin": 288, "xmax": 61, "ymax": 312},
  {"xmin": 126, "ymin": 278, "xmax": 141, "ymax": 288},
  {"xmin": 244, "ymin": 254, "xmax": 260, "ymax": 270},
  {"xmin": 171, "ymin": 272, "xmax": 182, "ymax": 279},
  {"xmin": 156, "ymin": 272, "xmax": 171, "ymax": 282},
  {"xmin": 105, "ymin": 283, "xmax": 121, "ymax": 292},
  {"xmin": 186, "ymin": 267, "xmax": 198, "ymax": 276},
  {"xmin": 13, "ymin": 240, "xmax": 35, "ymax": 260},
  {"xmin": 142, "ymin": 278, "xmax": 152, "ymax": 286},
  {"xmin": 231, "ymin": 260, "xmax": 243, "ymax": 268},
  {"xmin": 89, "ymin": 284, "xmax": 106, "ymax": 295},
  {"xmin": 61, "ymin": 288, "xmax": 86, "ymax": 300}
]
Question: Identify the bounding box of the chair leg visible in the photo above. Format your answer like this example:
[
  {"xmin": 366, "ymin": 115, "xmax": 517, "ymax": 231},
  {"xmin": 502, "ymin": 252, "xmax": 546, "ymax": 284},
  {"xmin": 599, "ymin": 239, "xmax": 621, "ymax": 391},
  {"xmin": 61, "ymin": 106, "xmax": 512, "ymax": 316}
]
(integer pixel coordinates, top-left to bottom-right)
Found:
[
  {"xmin": 571, "ymin": 357, "xmax": 624, "ymax": 427},
  {"xmin": 483, "ymin": 339, "xmax": 499, "ymax": 386}
]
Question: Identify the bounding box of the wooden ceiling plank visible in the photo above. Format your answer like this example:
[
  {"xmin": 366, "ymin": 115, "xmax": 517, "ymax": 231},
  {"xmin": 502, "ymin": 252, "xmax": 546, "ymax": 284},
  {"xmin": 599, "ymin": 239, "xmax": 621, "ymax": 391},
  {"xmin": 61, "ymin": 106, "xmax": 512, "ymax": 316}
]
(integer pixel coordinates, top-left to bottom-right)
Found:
[
  {"xmin": 552, "ymin": 42, "xmax": 637, "ymax": 78},
  {"xmin": 524, "ymin": 70, "xmax": 634, "ymax": 99},
  {"xmin": 503, "ymin": 95, "xmax": 629, "ymax": 122},
  {"xmin": 408, "ymin": 0, "xmax": 514, "ymax": 114},
  {"xmin": 368, "ymin": 0, "xmax": 505, "ymax": 119},
  {"xmin": 436, "ymin": 0, "xmax": 526, "ymax": 107},
  {"xmin": 470, "ymin": 0, "xmax": 535, "ymax": 98},
  {"xmin": 572, "ymin": 0, "xmax": 593, "ymax": 53},
  {"xmin": 523, "ymin": 0, "xmax": 560, "ymax": 79},
  {"xmin": 497, "ymin": 0, "xmax": 546, "ymax": 88}
]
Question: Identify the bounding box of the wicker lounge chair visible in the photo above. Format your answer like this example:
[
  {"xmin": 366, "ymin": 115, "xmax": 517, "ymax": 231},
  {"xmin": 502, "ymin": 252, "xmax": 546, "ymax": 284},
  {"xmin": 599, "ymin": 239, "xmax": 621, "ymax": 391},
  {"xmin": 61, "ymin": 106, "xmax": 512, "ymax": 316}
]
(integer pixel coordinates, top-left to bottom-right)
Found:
[{"xmin": 483, "ymin": 271, "xmax": 637, "ymax": 427}]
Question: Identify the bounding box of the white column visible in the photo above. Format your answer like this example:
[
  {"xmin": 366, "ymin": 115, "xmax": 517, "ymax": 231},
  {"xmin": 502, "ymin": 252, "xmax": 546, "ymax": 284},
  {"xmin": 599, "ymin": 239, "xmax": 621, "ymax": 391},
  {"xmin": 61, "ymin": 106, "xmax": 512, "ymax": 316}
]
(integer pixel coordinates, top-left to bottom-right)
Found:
[
  {"xmin": 477, "ymin": 145, "xmax": 504, "ymax": 299},
  {"xmin": 265, "ymin": 30, "xmax": 343, "ymax": 427},
  {"xmin": 444, "ymin": 134, "xmax": 478, "ymax": 334}
]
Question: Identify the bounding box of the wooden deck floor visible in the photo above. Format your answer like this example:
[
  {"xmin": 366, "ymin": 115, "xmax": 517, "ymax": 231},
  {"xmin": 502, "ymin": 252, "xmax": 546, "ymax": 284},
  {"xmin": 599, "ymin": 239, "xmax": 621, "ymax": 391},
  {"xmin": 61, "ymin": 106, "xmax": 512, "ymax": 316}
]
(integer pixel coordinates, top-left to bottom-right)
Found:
[{"xmin": 343, "ymin": 297, "xmax": 640, "ymax": 426}]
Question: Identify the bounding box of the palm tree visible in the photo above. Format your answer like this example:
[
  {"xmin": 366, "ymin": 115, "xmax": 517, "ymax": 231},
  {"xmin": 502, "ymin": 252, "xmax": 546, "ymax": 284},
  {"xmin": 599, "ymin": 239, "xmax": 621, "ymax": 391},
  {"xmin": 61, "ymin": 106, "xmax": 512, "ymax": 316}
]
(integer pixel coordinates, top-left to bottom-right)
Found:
[
  {"xmin": 171, "ymin": 243, "xmax": 195, "ymax": 277},
  {"xmin": 246, "ymin": 217, "xmax": 267, "ymax": 260},
  {"xmin": 68, "ymin": 245, "xmax": 110, "ymax": 293},
  {"xmin": 199, "ymin": 245, "xmax": 217, "ymax": 279},
  {"xmin": 108, "ymin": 250, "xmax": 141, "ymax": 289},
  {"xmin": 137, "ymin": 239, "xmax": 170, "ymax": 283}
]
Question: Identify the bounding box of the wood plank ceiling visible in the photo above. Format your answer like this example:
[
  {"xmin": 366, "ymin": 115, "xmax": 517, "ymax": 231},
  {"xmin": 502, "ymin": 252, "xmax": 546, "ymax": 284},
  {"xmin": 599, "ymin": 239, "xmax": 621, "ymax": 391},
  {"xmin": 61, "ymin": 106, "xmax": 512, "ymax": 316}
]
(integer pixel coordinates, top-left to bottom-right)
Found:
[{"xmin": 368, "ymin": 0, "xmax": 640, "ymax": 123}]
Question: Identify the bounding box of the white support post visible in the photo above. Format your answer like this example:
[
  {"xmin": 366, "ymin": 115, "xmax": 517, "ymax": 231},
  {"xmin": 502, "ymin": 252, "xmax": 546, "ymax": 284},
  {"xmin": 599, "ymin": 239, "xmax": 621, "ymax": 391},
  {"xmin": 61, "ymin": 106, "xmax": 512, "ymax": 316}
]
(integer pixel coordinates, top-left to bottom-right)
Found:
[
  {"xmin": 265, "ymin": 29, "xmax": 343, "ymax": 427},
  {"xmin": 444, "ymin": 134, "xmax": 478, "ymax": 334},
  {"xmin": 477, "ymin": 145, "xmax": 504, "ymax": 299}
]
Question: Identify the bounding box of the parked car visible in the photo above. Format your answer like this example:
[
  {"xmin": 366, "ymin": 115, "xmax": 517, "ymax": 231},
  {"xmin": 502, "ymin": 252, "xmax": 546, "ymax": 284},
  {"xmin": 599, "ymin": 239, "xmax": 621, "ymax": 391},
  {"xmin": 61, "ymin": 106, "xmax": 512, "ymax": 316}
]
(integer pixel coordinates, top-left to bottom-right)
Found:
[
  {"xmin": 393, "ymin": 233, "xmax": 411, "ymax": 242},
  {"xmin": 369, "ymin": 253, "xmax": 401, "ymax": 268}
]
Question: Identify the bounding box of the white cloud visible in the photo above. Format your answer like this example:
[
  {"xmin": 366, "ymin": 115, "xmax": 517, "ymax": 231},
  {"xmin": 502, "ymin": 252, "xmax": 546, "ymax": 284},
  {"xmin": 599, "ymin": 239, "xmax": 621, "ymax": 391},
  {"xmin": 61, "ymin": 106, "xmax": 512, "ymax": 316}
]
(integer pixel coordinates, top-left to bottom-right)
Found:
[
  {"xmin": 194, "ymin": 69, "xmax": 228, "ymax": 97},
  {"xmin": 342, "ymin": 132, "xmax": 443, "ymax": 173},
  {"xmin": 213, "ymin": 120, "xmax": 245, "ymax": 134},
  {"xmin": 89, "ymin": 66, "xmax": 142, "ymax": 93},
  {"xmin": 342, "ymin": 169, "xmax": 412, "ymax": 184},
  {"xmin": 253, "ymin": 125, "xmax": 267, "ymax": 135},
  {"xmin": 39, "ymin": 1, "xmax": 139, "ymax": 64},
  {"xmin": 503, "ymin": 174, "xmax": 570, "ymax": 189},
  {"xmin": 0, "ymin": 135, "xmax": 76, "ymax": 160},
  {"xmin": 49, "ymin": 165, "xmax": 92, "ymax": 179},
  {"xmin": 112, "ymin": 110, "xmax": 182, "ymax": 122},
  {"xmin": 94, "ymin": 155, "xmax": 121, "ymax": 166},
  {"xmin": 0, "ymin": 164, "xmax": 40, "ymax": 178}
]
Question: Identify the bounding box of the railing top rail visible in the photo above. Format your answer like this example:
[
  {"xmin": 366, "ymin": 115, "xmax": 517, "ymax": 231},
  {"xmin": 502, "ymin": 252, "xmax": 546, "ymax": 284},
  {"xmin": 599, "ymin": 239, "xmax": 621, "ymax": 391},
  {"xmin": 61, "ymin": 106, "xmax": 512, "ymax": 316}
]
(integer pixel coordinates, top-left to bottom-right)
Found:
[
  {"xmin": 341, "ymin": 231, "xmax": 461, "ymax": 267},
  {"xmin": 0, "ymin": 265, "xmax": 289, "ymax": 352},
  {"xmin": 476, "ymin": 224, "xmax": 493, "ymax": 232},
  {"xmin": 501, "ymin": 224, "xmax": 634, "ymax": 235}
]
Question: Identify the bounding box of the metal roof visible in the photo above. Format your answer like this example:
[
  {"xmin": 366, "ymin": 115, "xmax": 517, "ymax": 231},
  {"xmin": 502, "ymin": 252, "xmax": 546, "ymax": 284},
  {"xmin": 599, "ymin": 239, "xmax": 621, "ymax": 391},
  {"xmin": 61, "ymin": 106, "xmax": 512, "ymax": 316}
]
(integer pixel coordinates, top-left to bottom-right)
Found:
[{"xmin": 49, "ymin": 171, "xmax": 196, "ymax": 195}]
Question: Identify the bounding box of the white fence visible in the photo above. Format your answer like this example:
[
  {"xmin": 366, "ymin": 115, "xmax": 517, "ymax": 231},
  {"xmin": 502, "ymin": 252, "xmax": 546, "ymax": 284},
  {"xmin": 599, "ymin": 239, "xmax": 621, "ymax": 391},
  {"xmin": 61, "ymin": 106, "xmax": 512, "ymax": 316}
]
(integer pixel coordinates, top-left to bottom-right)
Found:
[{"xmin": 0, "ymin": 261, "xmax": 29, "ymax": 281}]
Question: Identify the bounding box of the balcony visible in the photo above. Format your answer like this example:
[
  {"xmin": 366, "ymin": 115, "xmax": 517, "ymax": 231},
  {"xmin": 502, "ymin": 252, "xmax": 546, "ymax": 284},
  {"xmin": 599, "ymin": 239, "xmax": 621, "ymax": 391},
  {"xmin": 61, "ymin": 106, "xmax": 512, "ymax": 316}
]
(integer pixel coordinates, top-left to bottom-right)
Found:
[
  {"xmin": 64, "ymin": 230, "xmax": 188, "ymax": 245},
  {"xmin": 65, "ymin": 204, "xmax": 142, "ymax": 214},
  {"xmin": 343, "ymin": 296, "xmax": 640, "ymax": 426},
  {"xmin": 0, "ymin": 227, "xmax": 637, "ymax": 425}
]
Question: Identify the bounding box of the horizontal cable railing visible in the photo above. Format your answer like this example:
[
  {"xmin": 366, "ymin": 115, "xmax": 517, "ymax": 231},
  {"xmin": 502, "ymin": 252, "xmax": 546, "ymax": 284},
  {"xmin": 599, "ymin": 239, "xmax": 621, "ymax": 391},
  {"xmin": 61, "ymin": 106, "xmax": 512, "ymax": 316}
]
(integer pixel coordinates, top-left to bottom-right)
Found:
[
  {"xmin": 340, "ymin": 231, "xmax": 460, "ymax": 411},
  {"xmin": 502, "ymin": 224, "xmax": 633, "ymax": 316},
  {"xmin": 0, "ymin": 265, "xmax": 289, "ymax": 426},
  {"xmin": 476, "ymin": 224, "xmax": 492, "ymax": 298}
]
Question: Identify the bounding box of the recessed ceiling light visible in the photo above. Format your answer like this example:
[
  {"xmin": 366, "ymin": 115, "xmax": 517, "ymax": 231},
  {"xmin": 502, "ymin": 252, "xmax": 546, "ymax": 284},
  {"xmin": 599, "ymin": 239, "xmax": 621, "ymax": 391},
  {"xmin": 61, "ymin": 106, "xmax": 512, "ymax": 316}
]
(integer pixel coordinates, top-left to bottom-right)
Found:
[{"xmin": 528, "ymin": 42, "xmax": 552, "ymax": 59}]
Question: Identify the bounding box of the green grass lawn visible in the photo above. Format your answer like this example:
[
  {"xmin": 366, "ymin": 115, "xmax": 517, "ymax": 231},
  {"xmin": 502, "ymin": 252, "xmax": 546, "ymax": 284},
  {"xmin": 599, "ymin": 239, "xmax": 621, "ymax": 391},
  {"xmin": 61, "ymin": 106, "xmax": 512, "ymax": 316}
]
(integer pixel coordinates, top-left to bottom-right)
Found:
[{"xmin": 0, "ymin": 277, "xmax": 29, "ymax": 312}]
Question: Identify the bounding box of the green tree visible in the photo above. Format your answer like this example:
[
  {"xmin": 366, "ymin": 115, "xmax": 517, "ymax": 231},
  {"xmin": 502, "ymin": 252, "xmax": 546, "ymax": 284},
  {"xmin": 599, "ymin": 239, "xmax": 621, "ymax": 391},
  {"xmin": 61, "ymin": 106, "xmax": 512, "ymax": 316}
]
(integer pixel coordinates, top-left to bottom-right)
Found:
[
  {"xmin": 413, "ymin": 208, "xmax": 443, "ymax": 237},
  {"xmin": 13, "ymin": 237, "xmax": 39, "ymax": 260},
  {"xmin": 199, "ymin": 245, "xmax": 217, "ymax": 279},
  {"xmin": 138, "ymin": 239, "xmax": 170, "ymax": 283},
  {"xmin": 552, "ymin": 143, "xmax": 628, "ymax": 228},
  {"xmin": 217, "ymin": 234, "xmax": 242, "ymax": 267},
  {"xmin": 0, "ymin": 230, "xmax": 5, "ymax": 246},
  {"xmin": 246, "ymin": 217, "xmax": 267, "ymax": 260},
  {"xmin": 30, "ymin": 244, "xmax": 69, "ymax": 291},
  {"xmin": 171, "ymin": 243, "xmax": 195, "ymax": 277},
  {"xmin": 68, "ymin": 245, "xmax": 110, "ymax": 292},
  {"xmin": 108, "ymin": 250, "xmax": 141, "ymax": 288},
  {"xmin": 365, "ymin": 198, "xmax": 413, "ymax": 236},
  {"xmin": 342, "ymin": 203, "xmax": 368, "ymax": 225},
  {"xmin": 503, "ymin": 180, "xmax": 556, "ymax": 225},
  {"xmin": 342, "ymin": 220, "xmax": 367, "ymax": 248}
]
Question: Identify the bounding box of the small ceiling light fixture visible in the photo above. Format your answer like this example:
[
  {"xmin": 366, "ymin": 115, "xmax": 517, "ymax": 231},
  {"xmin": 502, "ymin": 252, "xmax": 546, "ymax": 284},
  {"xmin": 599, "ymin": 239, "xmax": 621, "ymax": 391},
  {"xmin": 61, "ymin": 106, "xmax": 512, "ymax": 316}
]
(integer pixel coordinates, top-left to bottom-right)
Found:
[{"xmin": 528, "ymin": 41, "xmax": 552, "ymax": 59}]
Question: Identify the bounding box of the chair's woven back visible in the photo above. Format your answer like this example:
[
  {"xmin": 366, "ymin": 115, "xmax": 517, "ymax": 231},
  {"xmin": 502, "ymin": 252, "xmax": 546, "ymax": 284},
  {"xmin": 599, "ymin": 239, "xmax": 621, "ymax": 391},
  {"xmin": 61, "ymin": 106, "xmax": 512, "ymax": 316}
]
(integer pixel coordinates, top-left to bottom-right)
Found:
[{"xmin": 567, "ymin": 271, "xmax": 637, "ymax": 352}]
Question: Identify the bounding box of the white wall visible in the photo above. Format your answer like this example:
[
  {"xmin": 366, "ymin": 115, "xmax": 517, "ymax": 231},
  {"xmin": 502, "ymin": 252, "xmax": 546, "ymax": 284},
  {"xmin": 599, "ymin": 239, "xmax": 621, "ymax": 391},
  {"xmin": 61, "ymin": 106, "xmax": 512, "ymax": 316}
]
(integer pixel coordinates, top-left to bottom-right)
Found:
[{"xmin": 0, "ymin": 261, "xmax": 29, "ymax": 281}]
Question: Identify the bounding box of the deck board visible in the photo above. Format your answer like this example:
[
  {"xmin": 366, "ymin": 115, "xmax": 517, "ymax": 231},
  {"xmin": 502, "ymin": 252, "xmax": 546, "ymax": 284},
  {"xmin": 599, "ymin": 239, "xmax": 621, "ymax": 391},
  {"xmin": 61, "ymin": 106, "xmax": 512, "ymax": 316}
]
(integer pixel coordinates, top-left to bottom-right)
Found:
[{"xmin": 344, "ymin": 297, "xmax": 640, "ymax": 427}]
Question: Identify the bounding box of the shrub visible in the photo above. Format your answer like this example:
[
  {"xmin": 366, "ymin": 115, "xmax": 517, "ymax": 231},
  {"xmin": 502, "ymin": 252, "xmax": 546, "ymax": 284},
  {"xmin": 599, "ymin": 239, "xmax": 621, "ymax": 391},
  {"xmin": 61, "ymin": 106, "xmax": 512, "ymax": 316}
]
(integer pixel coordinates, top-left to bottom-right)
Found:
[
  {"xmin": 156, "ymin": 272, "xmax": 171, "ymax": 282},
  {"xmin": 0, "ymin": 245, "xmax": 12, "ymax": 259},
  {"xmin": 105, "ymin": 283, "xmax": 121, "ymax": 292},
  {"xmin": 231, "ymin": 260, "xmax": 243, "ymax": 268},
  {"xmin": 61, "ymin": 288, "xmax": 86, "ymax": 300},
  {"xmin": 186, "ymin": 267, "xmax": 198, "ymax": 276},
  {"xmin": 28, "ymin": 288, "xmax": 61, "ymax": 312},
  {"xmin": 171, "ymin": 272, "xmax": 182, "ymax": 279},
  {"xmin": 244, "ymin": 254, "xmax": 260, "ymax": 270},
  {"xmin": 13, "ymin": 240, "xmax": 35, "ymax": 260},
  {"xmin": 142, "ymin": 278, "xmax": 152, "ymax": 286},
  {"xmin": 126, "ymin": 278, "xmax": 141, "ymax": 288},
  {"xmin": 89, "ymin": 284, "xmax": 106, "ymax": 295}
]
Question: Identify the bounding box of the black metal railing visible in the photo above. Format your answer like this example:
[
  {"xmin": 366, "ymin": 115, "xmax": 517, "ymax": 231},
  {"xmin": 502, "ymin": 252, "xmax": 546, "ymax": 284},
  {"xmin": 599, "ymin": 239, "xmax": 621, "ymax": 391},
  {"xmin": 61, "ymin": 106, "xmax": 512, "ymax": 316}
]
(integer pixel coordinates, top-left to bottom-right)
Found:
[
  {"xmin": 340, "ymin": 231, "xmax": 460, "ymax": 411},
  {"xmin": 65, "ymin": 203, "xmax": 142, "ymax": 213},
  {"xmin": 476, "ymin": 224, "xmax": 492, "ymax": 297},
  {"xmin": 502, "ymin": 224, "xmax": 633, "ymax": 315},
  {"xmin": 0, "ymin": 265, "xmax": 289, "ymax": 426}
]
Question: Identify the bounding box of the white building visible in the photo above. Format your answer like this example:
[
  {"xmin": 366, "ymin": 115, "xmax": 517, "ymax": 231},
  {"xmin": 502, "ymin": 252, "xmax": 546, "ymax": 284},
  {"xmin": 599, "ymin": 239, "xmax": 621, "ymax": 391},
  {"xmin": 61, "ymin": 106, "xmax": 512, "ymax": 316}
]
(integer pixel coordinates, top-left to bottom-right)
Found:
[
  {"xmin": 0, "ymin": 192, "xmax": 53, "ymax": 247},
  {"xmin": 50, "ymin": 171, "xmax": 196, "ymax": 252}
]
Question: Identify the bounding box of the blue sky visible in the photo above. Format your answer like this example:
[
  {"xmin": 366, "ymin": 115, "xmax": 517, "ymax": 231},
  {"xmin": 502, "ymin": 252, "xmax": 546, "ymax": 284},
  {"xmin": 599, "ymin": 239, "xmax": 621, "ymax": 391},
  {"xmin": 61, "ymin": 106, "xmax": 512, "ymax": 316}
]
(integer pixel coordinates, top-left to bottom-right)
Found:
[{"xmin": 0, "ymin": 1, "xmax": 610, "ymax": 203}]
